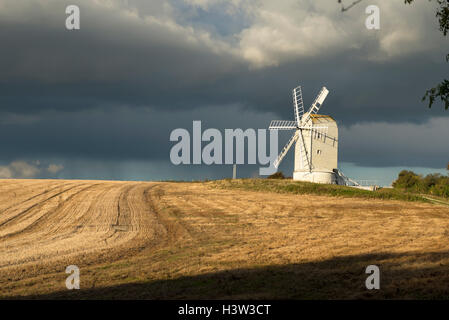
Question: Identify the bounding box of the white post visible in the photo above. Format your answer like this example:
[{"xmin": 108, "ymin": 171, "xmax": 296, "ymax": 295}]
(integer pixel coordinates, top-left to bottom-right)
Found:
[
  {"xmin": 309, "ymin": 127, "xmax": 313, "ymax": 172},
  {"xmin": 232, "ymin": 164, "xmax": 237, "ymax": 179}
]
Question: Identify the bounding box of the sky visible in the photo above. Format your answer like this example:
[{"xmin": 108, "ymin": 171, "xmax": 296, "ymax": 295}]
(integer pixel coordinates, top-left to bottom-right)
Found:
[{"xmin": 0, "ymin": 0, "xmax": 448, "ymax": 186}]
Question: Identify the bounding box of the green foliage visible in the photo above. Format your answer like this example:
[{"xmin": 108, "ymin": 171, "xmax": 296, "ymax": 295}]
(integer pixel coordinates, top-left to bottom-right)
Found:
[
  {"xmin": 432, "ymin": 177, "xmax": 449, "ymax": 197},
  {"xmin": 423, "ymin": 79, "xmax": 449, "ymax": 110},
  {"xmin": 392, "ymin": 170, "xmax": 449, "ymax": 197},
  {"xmin": 392, "ymin": 170, "xmax": 421, "ymax": 190}
]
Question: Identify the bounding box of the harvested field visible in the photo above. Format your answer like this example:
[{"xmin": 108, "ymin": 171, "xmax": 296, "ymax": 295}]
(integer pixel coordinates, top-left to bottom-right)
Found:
[{"xmin": 1, "ymin": 179, "xmax": 449, "ymax": 299}]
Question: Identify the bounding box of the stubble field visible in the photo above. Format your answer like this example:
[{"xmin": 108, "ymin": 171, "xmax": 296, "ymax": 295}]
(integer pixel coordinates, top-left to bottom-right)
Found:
[{"xmin": 1, "ymin": 179, "xmax": 449, "ymax": 299}]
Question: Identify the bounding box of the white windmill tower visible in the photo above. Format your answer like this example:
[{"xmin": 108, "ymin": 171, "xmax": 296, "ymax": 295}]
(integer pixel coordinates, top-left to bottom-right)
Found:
[{"xmin": 269, "ymin": 85, "xmax": 342, "ymax": 184}]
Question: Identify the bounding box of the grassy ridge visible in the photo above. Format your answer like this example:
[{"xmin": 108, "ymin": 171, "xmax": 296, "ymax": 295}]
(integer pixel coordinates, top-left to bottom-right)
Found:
[{"xmin": 212, "ymin": 178, "xmax": 428, "ymax": 202}]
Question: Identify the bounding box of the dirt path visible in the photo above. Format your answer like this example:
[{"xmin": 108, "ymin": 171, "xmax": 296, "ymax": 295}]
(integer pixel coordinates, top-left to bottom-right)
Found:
[
  {"xmin": 422, "ymin": 195, "xmax": 449, "ymax": 207},
  {"xmin": 1, "ymin": 179, "xmax": 449, "ymax": 299}
]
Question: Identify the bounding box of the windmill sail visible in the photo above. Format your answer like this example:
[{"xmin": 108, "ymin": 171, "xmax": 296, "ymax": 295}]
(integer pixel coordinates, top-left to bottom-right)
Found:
[
  {"xmin": 273, "ymin": 131, "xmax": 298, "ymax": 168},
  {"xmin": 269, "ymin": 120, "xmax": 297, "ymax": 130},
  {"xmin": 301, "ymin": 87, "xmax": 329, "ymax": 125},
  {"xmin": 293, "ymin": 86, "xmax": 304, "ymax": 126},
  {"xmin": 297, "ymin": 130, "xmax": 311, "ymax": 171}
]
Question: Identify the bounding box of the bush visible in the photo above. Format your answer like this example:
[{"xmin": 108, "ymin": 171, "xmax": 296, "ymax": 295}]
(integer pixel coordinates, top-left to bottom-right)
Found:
[
  {"xmin": 267, "ymin": 171, "xmax": 285, "ymax": 179},
  {"xmin": 431, "ymin": 177, "xmax": 449, "ymax": 197},
  {"xmin": 393, "ymin": 170, "xmax": 449, "ymax": 198}
]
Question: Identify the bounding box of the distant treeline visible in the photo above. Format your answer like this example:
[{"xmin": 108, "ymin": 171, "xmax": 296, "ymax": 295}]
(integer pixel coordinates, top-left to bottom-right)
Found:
[{"xmin": 393, "ymin": 169, "xmax": 449, "ymax": 198}]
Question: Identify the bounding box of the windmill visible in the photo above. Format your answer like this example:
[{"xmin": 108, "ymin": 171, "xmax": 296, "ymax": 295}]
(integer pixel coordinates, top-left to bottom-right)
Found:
[{"xmin": 269, "ymin": 85, "xmax": 343, "ymax": 184}]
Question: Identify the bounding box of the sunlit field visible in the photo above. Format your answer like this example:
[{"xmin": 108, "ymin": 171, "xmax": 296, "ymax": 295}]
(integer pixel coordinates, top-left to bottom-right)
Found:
[{"xmin": 1, "ymin": 179, "xmax": 449, "ymax": 299}]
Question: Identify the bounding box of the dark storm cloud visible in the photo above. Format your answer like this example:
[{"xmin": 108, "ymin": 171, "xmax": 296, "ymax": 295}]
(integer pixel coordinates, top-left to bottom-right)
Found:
[
  {"xmin": 0, "ymin": 0, "xmax": 448, "ymax": 174},
  {"xmin": 340, "ymin": 117, "xmax": 449, "ymax": 168},
  {"xmin": 0, "ymin": 104, "xmax": 277, "ymax": 162}
]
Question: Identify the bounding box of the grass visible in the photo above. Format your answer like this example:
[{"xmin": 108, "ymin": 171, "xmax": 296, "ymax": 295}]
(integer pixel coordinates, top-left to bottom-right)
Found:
[{"xmin": 211, "ymin": 178, "xmax": 429, "ymax": 202}]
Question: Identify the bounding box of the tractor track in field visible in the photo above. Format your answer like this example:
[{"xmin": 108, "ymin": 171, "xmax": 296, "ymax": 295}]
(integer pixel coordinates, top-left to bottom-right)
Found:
[
  {"xmin": 0, "ymin": 183, "xmax": 101, "ymax": 240},
  {"xmin": 0, "ymin": 182, "xmax": 78, "ymax": 225}
]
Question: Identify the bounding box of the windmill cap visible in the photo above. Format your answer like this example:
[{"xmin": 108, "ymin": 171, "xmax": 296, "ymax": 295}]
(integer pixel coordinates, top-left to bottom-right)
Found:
[{"xmin": 310, "ymin": 114, "xmax": 336, "ymax": 123}]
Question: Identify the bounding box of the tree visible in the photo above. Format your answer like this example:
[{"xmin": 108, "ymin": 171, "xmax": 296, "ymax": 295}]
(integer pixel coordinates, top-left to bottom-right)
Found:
[
  {"xmin": 338, "ymin": 0, "xmax": 449, "ymax": 109},
  {"xmin": 392, "ymin": 170, "xmax": 449, "ymax": 196},
  {"xmin": 392, "ymin": 170, "xmax": 421, "ymax": 189}
]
